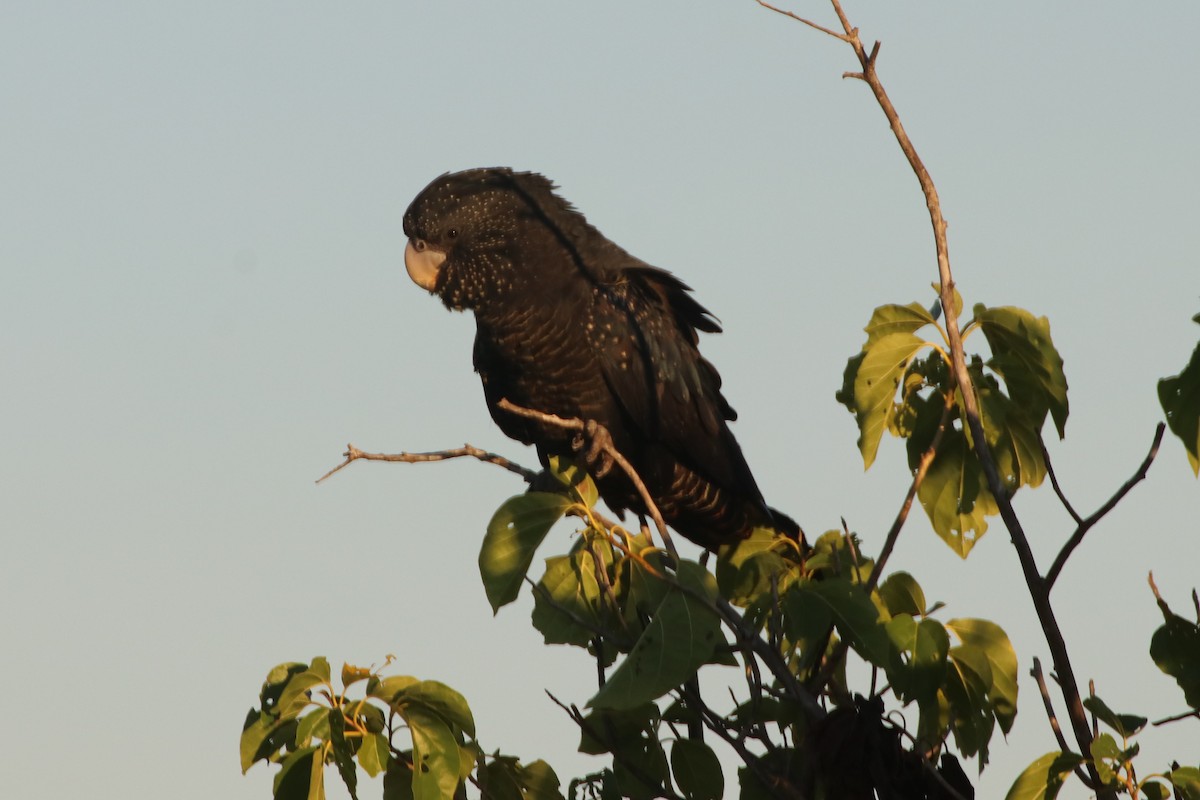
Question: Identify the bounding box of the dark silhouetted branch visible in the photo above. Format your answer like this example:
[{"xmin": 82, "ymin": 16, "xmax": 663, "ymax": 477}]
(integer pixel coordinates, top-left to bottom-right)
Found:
[{"xmin": 1044, "ymin": 423, "xmax": 1165, "ymax": 591}]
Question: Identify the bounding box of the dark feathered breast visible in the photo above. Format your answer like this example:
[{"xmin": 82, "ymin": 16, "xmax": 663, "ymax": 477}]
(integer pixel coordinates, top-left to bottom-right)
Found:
[{"xmin": 403, "ymin": 167, "xmax": 797, "ymax": 549}]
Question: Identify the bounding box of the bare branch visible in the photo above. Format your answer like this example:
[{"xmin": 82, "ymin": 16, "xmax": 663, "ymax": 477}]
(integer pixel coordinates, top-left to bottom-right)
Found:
[
  {"xmin": 316, "ymin": 442, "xmax": 538, "ymax": 484},
  {"xmin": 1042, "ymin": 442, "xmax": 1084, "ymax": 525},
  {"xmin": 1045, "ymin": 423, "xmax": 1166, "ymax": 591},
  {"xmin": 754, "ymin": 0, "xmax": 851, "ymax": 42}
]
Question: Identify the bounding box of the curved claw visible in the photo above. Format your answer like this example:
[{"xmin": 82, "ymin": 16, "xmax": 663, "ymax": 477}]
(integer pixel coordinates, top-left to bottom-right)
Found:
[{"xmin": 570, "ymin": 420, "xmax": 615, "ymax": 479}]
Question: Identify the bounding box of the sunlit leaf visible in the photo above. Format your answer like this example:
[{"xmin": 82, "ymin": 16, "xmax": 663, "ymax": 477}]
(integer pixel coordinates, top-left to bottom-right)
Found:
[
  {"xmin": 974, "ymin": 305, "xmax": 1069, "ymax": 438},
  {"xmin": 1170, "ymin": 766, "xmax": 1200, "ymax": 800},
  {"xmin": 479, "ymin": 492, "xmax": 572, "ymax": 613},
  {"xmin": 886, "ymin": 615, "xmax": 949, "ymax": 708},
  {"xmin": 519, "ymin": 759, "xmax": 565, "ymax": 800},
  {"xmin": 913, "ymin": 424, "xmax": 997, "ymax": 558},
  {"xmin": 546, "ymin": 454, "xmax": 599, "ymax": 508},
  {"xmin": 404, "ymin": 706, "xmax": 461, "ymax": 800},
  {"xmin": 358, "ymin": 733, "xmax": 389, "ymax": 779},
  {"xmin": 531, "ymin": 551, "xmax": 604, "ymax": 651},
  {"xmin": 879, "ymin": 572, "xmax": 927, "ymax": 617},
  {"xmin": 1089, "ymin": 733, "xmax": 1121, "ymax": 787},
  {"xmin": 947, "ymin": 617, "xmax": 1018, "ymax": 734},
  {"xmin": 1004, "ymin": 751, "xmax": 1083, "ymax": 800},
  {"xmin": 852, "ymin": 331, "xmax": 928, "ymax": 469},
  {"xmin": 945, "ymin": 645, "xmax": 995, "ymax": 763},
  {"xmin": 396, "ymin": 680, "xmax": 476, "ymax": 739}
]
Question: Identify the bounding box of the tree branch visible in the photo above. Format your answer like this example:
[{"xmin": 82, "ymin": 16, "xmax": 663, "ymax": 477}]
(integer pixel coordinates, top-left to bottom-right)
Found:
[
  {"xmin": 1044, "ymin": 423, "xmax": 1165, "ymax": 591},
  {"xmin": 316, "ymin": 442, "xmax": 538, "ymax": 484},
  {"xmin": 760, "ymin": 1, "xmax": 1111, "ymax": 792}
]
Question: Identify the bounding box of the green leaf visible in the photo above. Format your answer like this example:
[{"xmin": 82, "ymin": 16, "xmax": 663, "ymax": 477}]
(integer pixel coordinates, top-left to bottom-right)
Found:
[
  {"xmin": 1089, "ymin": 733, "xmax": 1121, "ymax": 786},
  {"xmin": 329, "ymin": 709, "xmax": 359, "ymax": 800},
  {"xmin": 947, "ymin": 617, "xmax": 1019, "ymax": 734},
  {"xmin": 241, "ymin": 713, "xmax": 299, "ymax": 773},
  {"xmin": 273, "ymin": 745, "xmax": 324, "ymax": 800},
  {"xmin": 974, "ymin": 304, "xmax": 1069, "ymax": 438},
  {"xmin": 590, "ymin": 561, "xmax": 724, "ymax": 710},
  {"xmin": 577, "ymin": 705, "xmax": 659, "ymax": 755},
  {"xmin": 1140, "ymin": 779, "xmax": 1172, "ymax": 800},
  {"xmin": 519, "ymin": 760, "xmax": 565, "ymax": 800},
  {"xmin": 479, "ymin": 492, "xmax": 572, "ymax": 613},
  {"xmin": 1171, "ymin": 766, "xmax": 1200, "ymax": 800},
  {"xmin": 886, "ymin": 615, "xmax": 949, "ymax": 708},
  {"xmin": 546, "ymin": 455, "xmax": 600, "ymax": 508},
  {"xmin": 974, "ymin": 367, "xmax": 1048, "ymax": 492},
  {"xmin": 395, "ymin": 681, "xmax": 476, "ymax": 739},
  {"xmin": 1082, "ymin": 695, "xmax": 1147, "ymax": 738},
  {"xmin": 715, "ymin": 528, "xmax": 788, "ymax": 605},
  {"xmin": 358, "ymin": 733, "xmax": 389, "ymax": 778},
  {"xmin": 864, "ymin": 302, "xmax": 939, "ymax": 343},
  {"xmin": 1150, "ymin": 597, "xmax": 1200, "ymax": 709},
  {"xmin": 1159, "ymin": 327, "xmax": 1200, "ymax": 476},
  {"xmin": 878, "ymin": 572, "xmax": 927, "ymax": 617},
  {"xmin": 944, "ymin": 645, "xmax": 995, "ymax": 763},
  {"xmin": 368, "ymin": 675, "xmax": 420, "ymax": 703},
  {"xmin": 1004, "ymin": 751, "xmax": 1084, "ymax": 800},
  {"xmin": 404, "ymin": 706, "xmax": 461, "ymax": 800},
  {"xmin": 531, "ymin": 552, "xmax": 604, "ymax": 651},
  {"xmin": 295, "ymin": 707, "xmax": 331, "ymax": 749},
  {"xmin": 670, "ymin": 739, "xmax": 723, "ymax": 800},
  {"xmin": 852, "ymin": 330, "xmax": 929, "ymax": 469},
  {"xmin": 790, "ymin": 578, "xmax": 893, "ymax": 670},
  {"xmin": 277, "ymin": 663, "xmax": 331, "ymax": 721},
  {"xmin": 913, "ymin": 423, "xmax": 997, "ymax": 558}
]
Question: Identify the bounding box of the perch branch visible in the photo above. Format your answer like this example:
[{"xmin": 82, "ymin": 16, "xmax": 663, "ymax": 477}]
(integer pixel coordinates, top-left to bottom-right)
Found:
[
  {"xmin": 496, "ymin": 398, "xmax": 679, "ymax": 561},
  {"xmin": 1044, "ymin": 423, "xmax": 1165, "ymax": 591},
  {"xmin": 316, "ymin": 443, "xmax": 538, "ymax": 484}
]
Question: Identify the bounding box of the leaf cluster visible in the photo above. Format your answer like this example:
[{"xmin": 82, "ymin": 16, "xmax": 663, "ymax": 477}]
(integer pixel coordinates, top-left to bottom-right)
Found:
[
  {"xmin": 837, "ymin": 295, "xmax": 1070, "ymax": 557},
  {"xmin": 240, "ymin": 656, "xmax": 563, "ymax": 800}
]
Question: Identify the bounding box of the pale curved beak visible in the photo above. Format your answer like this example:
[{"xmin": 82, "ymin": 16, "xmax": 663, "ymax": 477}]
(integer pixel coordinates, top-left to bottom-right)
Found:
[{"xmin": 404, "ymin": 239, "xmax": 447, "ymax": 292}]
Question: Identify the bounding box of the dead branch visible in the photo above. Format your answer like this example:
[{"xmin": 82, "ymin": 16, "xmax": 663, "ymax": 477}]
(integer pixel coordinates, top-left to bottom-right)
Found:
[{"xmin": 316, "ymin": 442, "xmax": 538, "ymax": 484}]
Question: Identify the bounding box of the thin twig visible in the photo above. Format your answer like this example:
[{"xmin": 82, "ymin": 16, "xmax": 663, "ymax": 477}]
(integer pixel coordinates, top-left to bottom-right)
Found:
[
  {"xmin": 1152, "ymin": 709, "xmax": 1200, "ymax": 727},
  {"xmin": 545, "ymin": 693, "xmax": 684, "ymax": 800},
  {"xmin": 1045, "ymin": 423, "xmax": 1165, "ymax": 591},
  {"xmin": 1042, "ymin": 442, "xmax": 1084, "ymax": 525},
  {"xmin": 866, "ymin": 387, "xmax": 956, "ymax": 593},
  {"xmin": 754, "ymin": 0, "xmax": 851, "ymax": 41},
  {"xmin": 496, "ymin": 398, "xmax": 680, "ymax": 561},
  {"xmin": 316, "ymin": 442, "xmax": 538, "ymax": 484}
]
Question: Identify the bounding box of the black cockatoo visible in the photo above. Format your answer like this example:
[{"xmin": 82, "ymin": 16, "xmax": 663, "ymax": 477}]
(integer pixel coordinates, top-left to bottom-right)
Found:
[{"xmin": 402, "ymin": 167, "xmax": 797, "ymax": 550}]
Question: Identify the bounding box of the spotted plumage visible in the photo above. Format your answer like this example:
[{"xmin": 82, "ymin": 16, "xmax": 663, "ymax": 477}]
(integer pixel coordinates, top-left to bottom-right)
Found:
[{"xmin": 402, "ymin": 167, "xmax": 798, "ymax": 549}]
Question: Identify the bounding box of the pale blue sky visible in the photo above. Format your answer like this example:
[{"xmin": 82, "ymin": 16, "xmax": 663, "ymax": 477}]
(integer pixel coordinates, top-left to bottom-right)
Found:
[{"xmin": 3, "ymin": 2, "xmax": 1198, "ymax": 798}]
